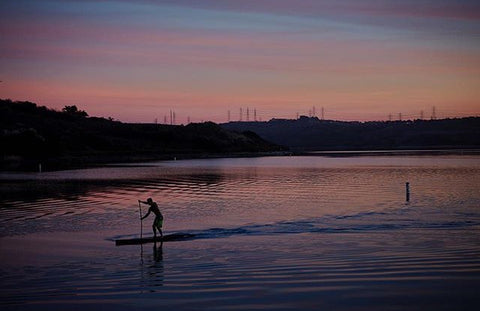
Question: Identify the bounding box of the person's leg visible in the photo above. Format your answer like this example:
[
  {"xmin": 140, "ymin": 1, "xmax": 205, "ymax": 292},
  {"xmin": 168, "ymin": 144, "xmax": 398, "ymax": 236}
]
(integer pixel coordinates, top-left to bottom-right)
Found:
[
  {"xmin": 156, "ymin": 218, "xmax": 163, "ymax": 238},
  {"xmin": 152, "ymin": 224, "xmax": 157, "ymax": 238}
]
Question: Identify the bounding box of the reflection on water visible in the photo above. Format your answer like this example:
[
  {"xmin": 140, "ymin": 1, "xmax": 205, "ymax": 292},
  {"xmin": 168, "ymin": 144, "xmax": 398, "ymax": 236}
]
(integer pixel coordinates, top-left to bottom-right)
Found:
[
  {"xmin": 1, "ymin": 155, "xmax": 480, "ymax": 310},
  {"xmin": 141, "ymin": 242, "xmax": 164, "ymax": 291}
]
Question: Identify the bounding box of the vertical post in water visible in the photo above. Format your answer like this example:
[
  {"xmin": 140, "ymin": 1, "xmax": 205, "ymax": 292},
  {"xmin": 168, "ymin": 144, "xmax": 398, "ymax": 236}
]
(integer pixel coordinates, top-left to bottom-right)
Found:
[
  {"xmin": 38, "ymin": 163, "xmax": 42, "ymax": 173},
  {"xmin": 406, "ymin": 182, "xmax": 410, "ymax": 202}
]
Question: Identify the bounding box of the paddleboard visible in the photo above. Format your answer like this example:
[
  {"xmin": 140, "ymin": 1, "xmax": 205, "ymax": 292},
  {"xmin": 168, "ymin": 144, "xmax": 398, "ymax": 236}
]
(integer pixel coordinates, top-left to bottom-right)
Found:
[{"xmin": 115, "ymin": 233, "xmax": 195, "ymax": 246}]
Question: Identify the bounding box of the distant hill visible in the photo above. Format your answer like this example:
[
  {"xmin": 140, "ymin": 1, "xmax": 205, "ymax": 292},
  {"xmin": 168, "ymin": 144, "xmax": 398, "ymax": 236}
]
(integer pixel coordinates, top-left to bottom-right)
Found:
[
  {"xmin": 222, "ymin": 116, "xmax": 480, "ymax": 151},
  {"xmin": 0, "ymin": 99, "xmax": 284, "ymax": 171}
]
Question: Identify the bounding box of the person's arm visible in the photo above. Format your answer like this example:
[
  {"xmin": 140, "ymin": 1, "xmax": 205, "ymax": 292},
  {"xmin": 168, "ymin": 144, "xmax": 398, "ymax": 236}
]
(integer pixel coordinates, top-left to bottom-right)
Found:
[
  {"xmin": 138, "ymin": 200, "xmax": 147, "ymax": 205},
  {"xmin": 141, "ymin": 208, "xmax": 151, "ymax": 220}
]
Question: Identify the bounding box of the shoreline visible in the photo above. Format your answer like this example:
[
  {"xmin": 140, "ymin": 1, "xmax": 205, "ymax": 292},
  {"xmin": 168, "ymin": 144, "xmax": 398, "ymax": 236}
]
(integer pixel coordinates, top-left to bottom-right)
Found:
[
  {"xmin": 2, "ymin": 148, "xmax": 479, "ymax": 173},
  {"xmin": 0, "ymin": 151, "xmax": 294, "ymax": 173},
  {"xmin": 301, "ymin": 148, "xmax": 480, "ymax": 157}
]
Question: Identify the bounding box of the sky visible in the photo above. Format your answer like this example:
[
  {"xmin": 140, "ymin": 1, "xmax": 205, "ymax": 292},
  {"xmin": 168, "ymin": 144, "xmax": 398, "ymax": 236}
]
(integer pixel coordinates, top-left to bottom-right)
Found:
[{"xmin": 1, "ymin": 0, "xmax": 479, "ymax": 123}]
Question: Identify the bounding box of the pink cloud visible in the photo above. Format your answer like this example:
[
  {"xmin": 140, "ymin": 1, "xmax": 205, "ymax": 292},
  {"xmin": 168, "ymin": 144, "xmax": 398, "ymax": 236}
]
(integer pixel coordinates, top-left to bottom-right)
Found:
[{"xmin": 4, "ymin": 18, "xmax": 478, "ymax": 79}]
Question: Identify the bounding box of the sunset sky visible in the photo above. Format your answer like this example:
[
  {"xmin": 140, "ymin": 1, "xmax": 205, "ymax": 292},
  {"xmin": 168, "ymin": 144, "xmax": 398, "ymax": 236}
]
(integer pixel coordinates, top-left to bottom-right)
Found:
[{"xmin": 1, "ymin": 0, "xmax": 479, "ymax": 123}]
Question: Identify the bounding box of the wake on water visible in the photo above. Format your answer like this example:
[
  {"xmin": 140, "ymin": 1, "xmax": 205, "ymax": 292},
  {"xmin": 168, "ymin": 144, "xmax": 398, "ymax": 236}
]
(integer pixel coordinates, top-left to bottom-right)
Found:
[{"xmin": 108, "ymin": 209, "xmax": 479, "ymax": 243}]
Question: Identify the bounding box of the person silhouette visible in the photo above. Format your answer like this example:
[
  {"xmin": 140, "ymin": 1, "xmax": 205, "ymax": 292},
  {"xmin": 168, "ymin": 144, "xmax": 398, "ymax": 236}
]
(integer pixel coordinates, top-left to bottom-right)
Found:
[{"xmin": 139, "ymin": 198, "xmax": 163, "ymax": 239}]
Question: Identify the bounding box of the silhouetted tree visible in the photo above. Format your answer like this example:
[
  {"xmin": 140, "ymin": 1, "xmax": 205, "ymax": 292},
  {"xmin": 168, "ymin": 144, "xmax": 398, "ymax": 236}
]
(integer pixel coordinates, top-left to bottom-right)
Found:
[{"xmin": 62, "ymin": 105, "xmax": 88, "ymax": 117}]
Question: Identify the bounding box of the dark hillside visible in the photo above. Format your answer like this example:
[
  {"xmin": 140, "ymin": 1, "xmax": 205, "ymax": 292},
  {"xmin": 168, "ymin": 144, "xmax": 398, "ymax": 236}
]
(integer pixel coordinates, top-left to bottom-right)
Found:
[
  {"xmin": 222, "ymin": 116, "xmax": 480, "ymax": 151},
  {"xmin": 1, "ymin": 99, "xmax": 284, "ymax": 171}
]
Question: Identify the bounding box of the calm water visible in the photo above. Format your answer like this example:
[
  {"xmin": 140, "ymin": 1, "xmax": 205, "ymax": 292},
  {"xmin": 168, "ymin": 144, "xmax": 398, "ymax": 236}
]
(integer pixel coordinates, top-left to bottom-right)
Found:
[{"xmin": 1, "ymin": 155, "xmax": 480, "ymax": 310}]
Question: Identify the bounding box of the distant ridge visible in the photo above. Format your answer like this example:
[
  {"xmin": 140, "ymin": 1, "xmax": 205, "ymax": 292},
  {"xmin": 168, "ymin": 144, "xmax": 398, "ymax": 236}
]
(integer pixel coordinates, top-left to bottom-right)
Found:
[
  {"xmin": 0, "ymin": 99, "xmax": 284, "ymax": 171},
  {"xmin": 221, "ymin": 115, "xmax": 480, "ymax": 151}
]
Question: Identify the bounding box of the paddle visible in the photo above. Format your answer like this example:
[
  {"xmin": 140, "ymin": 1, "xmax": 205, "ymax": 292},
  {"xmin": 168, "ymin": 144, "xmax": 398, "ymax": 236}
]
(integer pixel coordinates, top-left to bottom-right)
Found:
[{"xmin": 138, "ymin": 200, "xmax": 143, "ymax": 239}]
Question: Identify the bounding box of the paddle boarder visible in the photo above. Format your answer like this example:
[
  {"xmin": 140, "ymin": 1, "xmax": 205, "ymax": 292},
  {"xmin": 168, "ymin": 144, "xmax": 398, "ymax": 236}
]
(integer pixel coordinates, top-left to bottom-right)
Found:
[{"xmin": 139, "ymin": 198, "xmax": 163, "ymax": 239}]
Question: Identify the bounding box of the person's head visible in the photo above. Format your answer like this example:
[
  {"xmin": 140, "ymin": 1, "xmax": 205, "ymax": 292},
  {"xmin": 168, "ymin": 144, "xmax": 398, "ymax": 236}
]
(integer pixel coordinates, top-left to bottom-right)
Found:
[{"xmin": 147, "ymin": 198, "xmax": 153, "ymax": 203}]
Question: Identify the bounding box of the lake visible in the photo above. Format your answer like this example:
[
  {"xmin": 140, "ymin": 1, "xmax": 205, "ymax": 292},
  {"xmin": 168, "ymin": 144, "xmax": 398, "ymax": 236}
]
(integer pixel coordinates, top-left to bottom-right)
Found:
[{"xmin": 1, "ymin": 155, "xmax": 480, "ymax": 310}]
